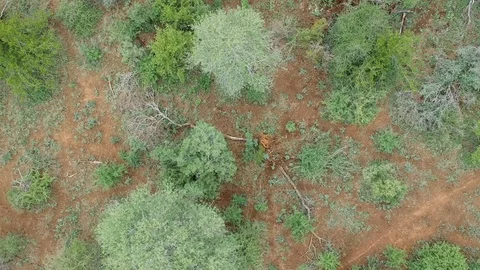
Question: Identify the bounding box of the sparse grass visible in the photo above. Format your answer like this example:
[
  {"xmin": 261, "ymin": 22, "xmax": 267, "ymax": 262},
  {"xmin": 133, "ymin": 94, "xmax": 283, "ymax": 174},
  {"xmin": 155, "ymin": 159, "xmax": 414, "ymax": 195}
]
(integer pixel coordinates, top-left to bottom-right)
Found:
[
  {"xmin": 0, "ymin": 234, "xmax": 28, "ymax": 265},
  {"xmin": 326, "ymin": 201, "xmax": 370, "ymax": 234}
]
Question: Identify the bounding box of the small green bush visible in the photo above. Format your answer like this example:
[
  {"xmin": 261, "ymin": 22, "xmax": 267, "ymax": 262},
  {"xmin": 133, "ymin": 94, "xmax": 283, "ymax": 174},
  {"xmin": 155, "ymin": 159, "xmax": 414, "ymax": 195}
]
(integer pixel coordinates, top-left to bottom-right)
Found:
[
  {"xmin": 383, "ymin": 245, "xmax": 406, "ymax": 269},
  {"xmin": 154, "ymin": 0, "xmax": 208, "ymax": 31},
  {"xmin": 360, "ymin": 163, "xmax": 407, "ymax": 209},
  {"xmin": 224, "ymin": 204, "xmax": 244, "ymax": 227},
  {"xmin": 95, "ymin": 163, "xmax": 126, "ymax": 189},
  {"xmin": 145, "ymin": 26, "xmax": 193, "ymax": 85},
  {"xmin": 285, "ymin": 121, "xmax": 297, "ymax": 133},
  {"xmin": 0, "ymin": 11, "xmax": 62, "ymax": 101},
  {"xmin": 57, "ymin": 0, "xmax": 103, "ymax": 38},
  {"xmin": 284, "ymin": 209, "xmax": 313, "ymax": 242},
  {"xmin": 232, "ymin": 194, "xmax": 248, "ymax": 207},
  {"xmin": 0, "ymin": 234, "xmax": 27, "ymax": 264},
  {"xmin": 372, "ymin": 128, "xmax": 402, "ymax": 154},
  {"xmin": 254, "ymin": 196, "xmax": 268, "ymax": 212},
  {"xmin": 152, "ymin": 122, "xmax": 237, "ymax": 199},
  {"xmin": 46, "ymin": 238, "xmax": 100, "ymax": 270},
  {"xmin": 190, "ymin": 8, "xmax": 281, "ymax": 98},
  {"xmin": 120, "ymin": 139, "xmax": 147, "ymax": 168},
  {"xmin": 79, "ymin": 43, "xmax": 103, "ymax": 69},
  {"xmin": 243, "ymin": 131, "xmax": 265, "ymax": 164},
  {"xmin": 409, "ymin": 242, "xmax": 468, "ymax": 270},
  {"xmin": 7, "ymin": 170, "xmax": 54, "ymax": 210},
  {"xmin": 317, "ymin": 250, "xmax": 341, "ymax": 270}
]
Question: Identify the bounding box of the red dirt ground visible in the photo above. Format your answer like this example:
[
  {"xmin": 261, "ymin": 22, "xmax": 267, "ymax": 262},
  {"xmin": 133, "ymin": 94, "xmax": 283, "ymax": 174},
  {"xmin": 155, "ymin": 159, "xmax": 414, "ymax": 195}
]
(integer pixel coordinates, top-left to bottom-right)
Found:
[{"xmin": 0, "ymin": 0, "xmax": 479, "ymax": 269}]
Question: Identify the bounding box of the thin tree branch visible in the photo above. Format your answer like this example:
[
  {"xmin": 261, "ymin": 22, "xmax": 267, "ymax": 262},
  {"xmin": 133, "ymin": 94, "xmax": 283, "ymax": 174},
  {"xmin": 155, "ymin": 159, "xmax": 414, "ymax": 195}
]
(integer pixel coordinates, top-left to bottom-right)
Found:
[
  {"xmin": 0, "ymin": 0, "xmax": 9, "ymax": 19},
  {"xmin": 223, "ymin": 134, "xmax": 247, "ymax": 141},
  {"xmin": 279, "ymin": 166, "xmax": 311, "ymax": 220}
]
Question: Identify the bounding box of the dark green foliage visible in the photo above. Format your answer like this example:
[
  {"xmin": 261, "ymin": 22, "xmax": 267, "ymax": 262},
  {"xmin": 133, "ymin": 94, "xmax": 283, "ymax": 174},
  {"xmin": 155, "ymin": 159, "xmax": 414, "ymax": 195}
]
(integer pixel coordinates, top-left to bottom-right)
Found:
[
  {"xmin": 232, "ymin": 194, "xmax": 248, "ymax": 207},
  {"xmin": 285, "ymin": 209, "xmax": 313, "ymax": 242},
  {"xmin": 383, "ymin": 245, "xmax": 407, "ymax": 269},
  {"xmin": 95, "ymin": 187, "xmax": 240, "ymax": 269},
  {"xmin": 410, "ymin": 242, "xmax": 468, "ymax": 270},
  {"xmin": 46, "ymin": 238, "xmax": 100, "ymax": 270},
  {"xmin": 0, "ymin": 234, "xmax": 27, "ymax": 264},
  {"xmin": 120, "ymin": 139, "xmax": 147, "ymax": 168},
  {"xmin": 372, "ymin": 128, "xmax": 402, "ymax": 154},
  {"xmin": 153, "ymin": 0, "xmax": 208, "ymax": 31},
  {"xmin": 7, "ymin": 170, "xmax": 54, "ymax": 210},
  {"xmin": 224, "ymin": 204, "xmax": 244, "ymax": 227},
  {"xmin": 0, "ymin": 11, "xmax": 62, "ymax": 102},
  {"xmin": 235, "ymin": 222, "xmax": 266, "ymax": 270},
  {"xmin": 325, "ymin": 4, "xmax": 418, "ymax": 124},
  {"xmin": 243, "ymin": 131, "xmax": 265, "ymax": 163},
  {"xmin": 145, "ymin": 26, "xmax": 193, "ymax": 85},
  {"xmin": 317, "ymin": 250, "xmax": 341, "ymax": 270},
  {"xmin": 79, "ymin": 43, "xmax": 103, "ymax": 69},
  {"xmin": 109, "ymin": 2, "xmax": 158, "ymax": 42},
  {"xmin": 57, "ymin": 0, "xmax": 103, "ymax": 38},
  {"xmin": 360, "ymin": 162, "xmax": 407, "ymax": 209},
  {"xmin": 297, "ymin": 131, "xmax": 357, "ymax": 183},
  {"xmin": 152, "ymin": 122, "xmax": 237, "ymax": 199},
  {"xmin": 95, "ymin": 163, "xmax": 126, "ymax": 189},
  {"xmin": 190, "ymin": 8, "xmax": 281, "ymax": 98}
]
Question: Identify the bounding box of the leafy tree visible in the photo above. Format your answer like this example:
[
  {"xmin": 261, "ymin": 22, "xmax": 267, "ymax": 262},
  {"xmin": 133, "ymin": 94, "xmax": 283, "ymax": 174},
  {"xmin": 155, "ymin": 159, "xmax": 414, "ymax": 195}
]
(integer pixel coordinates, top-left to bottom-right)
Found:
[
  {"xmin": 57, "ymin": 0, "xmax": 103, "ymax": 38},
  {"xmin": 152, "ymin": 122, "xmax": 237, "ymax": 199},
  {"xmin": 46, "ymin": 238, "xmax": 100, "ymax": 270},
  {"xmin": 325, "ymin": 4, "xmax": 418, "ymax": 124},
  {"xmin": 0, "ymin": 11, "xmax": 62, "ymax": 101},
  {"xmin": 95, "ymin": 163, "xmax": 126, "ymax": 189},
  {"xmin": 190, "ymin": 8, "xmax": 281, "ymax": 98},
  {"xmin": 0, "ymin": 234, "xmax": 27, "ymax": 265},
  {"xmin": 409, "ymin": 242, "xmax": 468, "ymax": 270},
  {"xmin": 317, "ymin": 250, "xmax": 341, "ymax": 270},
  {"xmin": 7, "ymin": 170, "xmax": 54, "ymax": 210},
  {"xmin": 95, "ymin": 187, "xmax": 240, "ymax": 269},
  {"xmin": 284, "ymin": 209, "xmax": 313, "ymax": 242},
  {"xmin": 383, "ymin": 245, "xmax": 406, "ymax": 269},
  {"xmin": 360, "ymin": 162, "xmax": 407, "ymax": 209},
  {"xmin": 144, "ymin": 26, "xmax": 193, "ymax": 85}
]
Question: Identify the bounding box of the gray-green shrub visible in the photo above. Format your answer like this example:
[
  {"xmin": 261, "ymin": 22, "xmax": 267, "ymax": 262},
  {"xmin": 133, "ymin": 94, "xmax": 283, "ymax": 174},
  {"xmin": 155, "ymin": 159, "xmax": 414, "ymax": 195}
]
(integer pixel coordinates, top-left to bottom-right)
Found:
[
  {"xmin": 190, "ymin": 8, "xmax": 281, "ymax": 98},
  {"xmin": 95, "ymin": 187, "xmax": 240, "ymax": 269},
  {"xmin": 57, "ymin": 0, "xmax": 103, "ymax": 38}
]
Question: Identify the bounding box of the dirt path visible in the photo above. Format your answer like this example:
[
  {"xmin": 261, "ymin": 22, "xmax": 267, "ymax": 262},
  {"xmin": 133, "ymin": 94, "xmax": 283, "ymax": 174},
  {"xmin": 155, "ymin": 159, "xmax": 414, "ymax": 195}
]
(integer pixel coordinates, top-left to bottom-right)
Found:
[{"xmin": 342, "ymin": 171, "xmax": 479, "ymax": 268}]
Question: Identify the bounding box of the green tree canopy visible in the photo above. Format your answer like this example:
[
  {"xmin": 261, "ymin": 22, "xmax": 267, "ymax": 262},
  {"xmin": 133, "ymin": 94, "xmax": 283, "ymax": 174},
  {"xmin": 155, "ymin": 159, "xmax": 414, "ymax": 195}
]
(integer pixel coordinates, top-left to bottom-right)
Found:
[
  {"xmin": 190, "ymin": 8, "xmax": 281, "ymax": 98},
  {"xmin": 95, "ymin": 187, "xmax": 240, "ymax": 269},
  {"xmin": 152, "ymin": 121, "xmax": 237, "ymax": 199},
  {"xmin": 0, "ymin": 11, "xmax": 62, "ymax": 101}
]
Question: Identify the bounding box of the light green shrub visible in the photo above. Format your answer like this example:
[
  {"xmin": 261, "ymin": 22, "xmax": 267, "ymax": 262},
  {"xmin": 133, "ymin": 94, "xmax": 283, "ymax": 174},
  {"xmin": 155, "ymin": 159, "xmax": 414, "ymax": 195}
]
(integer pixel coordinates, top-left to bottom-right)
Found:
[
  {"xmin": 7, "ymin": 170, "xmax": 54, "ymax": 210},
  {"xmin": 151, "ymin": 122, "xmax": 237, "ymax": 199},
  {"xmin": 409, "ymin": 242, "xmax": 468, "ymax": 270},
  {"xmin": 360, "ymin": 162, "xmax": 407, "ymax": 208},
  {"xmin": 0, "ymin": 234, "xmax": 27, "ymax": 264},
  {"xmin": 46, "ymin": 239, "xmax": 100, "ymax": 270},
  {"xmin": 317, "ymin": 250, "xmax": 341, "ymax": 270},
  {"xmin": 79, "ymin": 43, "xmax": 103, "ymax": 69},
  {"xmin": 95, "ymin": 187, "xmax": 240, "ymax": 269},
  {"xmin": 95, "ymin": 163, "xmax": 126, "ymax": 189},
  {"xmin": 57, "ymin": 0, "xmax": 103, "ymax": 38},
  {"xmin": 372, "ymin": 128, "xmax": 402, "ymax": 154},
  {"xmin": 0, "ymin": 11, "xmax": 62, "ymax": 102},
  {"xmin": 190, "ymin": 8, "xmax": 281, "ymax": 98},
  {"xmin": 154, "ymin": 0, "xmax": 208, "ymax": 31},
  {"xmin": 383, "ymin": 245, "xmax": 406, "ymax": 269},
  {"xmin": 235, "ymin": 222, "xmax": 266, "ymax": 270},
  {"xmin": 284, "ymin": 209, "xmax": 313, "ymax": 242}
]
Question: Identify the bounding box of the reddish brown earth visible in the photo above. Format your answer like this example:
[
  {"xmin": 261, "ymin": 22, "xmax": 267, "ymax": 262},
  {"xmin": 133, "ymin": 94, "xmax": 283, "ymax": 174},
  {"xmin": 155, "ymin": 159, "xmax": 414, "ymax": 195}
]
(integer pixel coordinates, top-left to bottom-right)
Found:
[{"xmin": 0, "ymin": 0, "xmax": 479, "ymax": 269}]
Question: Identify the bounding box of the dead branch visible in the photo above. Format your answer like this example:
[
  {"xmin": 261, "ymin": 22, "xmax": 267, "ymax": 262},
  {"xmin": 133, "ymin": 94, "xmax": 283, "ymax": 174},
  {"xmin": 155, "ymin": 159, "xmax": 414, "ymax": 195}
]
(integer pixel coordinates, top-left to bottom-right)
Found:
[
  {"xmin": 144, "ymin": 101, "xmax": 193, "ymax": 128},
  {"xmin": 468, "ymin": 0, "xmax": 476, "ymax": 26},
  {"xmin": 0, "ymin": 0, "xmax": 10, "ymax": 19},
  {"xmin": 90, "ymin": 161, "xmax": 103, "ymax": 164},
  {"xmin": 279, "ymin": 166, "xmax": 311, "ymax": 220},
  {"xmin": 223, "ymin": 134, "xmax": 247, "ymax": 141}
]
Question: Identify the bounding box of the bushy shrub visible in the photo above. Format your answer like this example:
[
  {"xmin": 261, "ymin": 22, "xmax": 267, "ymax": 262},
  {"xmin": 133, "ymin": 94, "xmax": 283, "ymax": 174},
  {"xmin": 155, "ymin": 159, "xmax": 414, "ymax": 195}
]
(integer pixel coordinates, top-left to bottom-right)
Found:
[
  {"xmin": 79, "ymin": 43, "xmax": 103, "ymax": 69},
  {"xmin": 152, "ymin": 122, "xmax": 237, "ymax": 199},
  {"xmin": 46, "ymin": 238, "xmax": 100, "ymax": 270},
  {"xmin": 235, "ymin": 222, "xmax": 266, "ymax": 270},
  {"xmin": 95, "ymin": 187, "xmax": 240, "ymax": 269},
  {"xmin": 317, "ymin": 250, "xmax": 341, "ymax": 270},
  {"xmin": 154, "ymin": 0, "xmax": 208, "ymax": 31},
  {"xmin": 119, "ymin": 40, "xmax": 146, "ymax": 67},
  {"xmin": 7, "ymin": 170, "xmax": 54, "ymax": 210},
  {"xmin": 383, "ymin": 245, "xmax": 406, "ymax": 269},
  {"xmin": 57, "ymin": 0, "xmax": 103, "ymax": 38},
  {"xmin": 325, "ymin": 4, "xmax": 418, "ymax": 124},
  {"xmin": 95, "ymin": 163, "xmax": 126, "ymax": 189},
  {"xmin": 243, "ymin": 131, "xmax": 265, "ymax": 163},
  {"xmin": 297, "ymin": 132, "xmax": 357, "ymax": 183},
  {"xmin": 0, "ymin": 11, "xmax": 62, "ymax": 101},
  {"xmin": 409, "ymin": 242, "xmax": 468, "ymax": 270},
  {"xmin": 360, "ymin": 162, "xmax": 407, "ymax": 208},
  {"xmin": 296, "ymin": 18, "xmax": 327, "ymax": 62},
  {"xmin": 190, "ymin": 8, "xmax": 281, "ymax": 98},
  {"xmin": 120, "ymin": 139, "xmax": 147, "ymax": 168},
  {"xmin": 224, "ymin": 204, "xmax": 244, "ymax": 227},
  {"xmin": 0, "ymin": 234, "xmax": 27, "ymax": 264},
  {"xmin": 372, "ymin": 128, "xmax": 402, "ymax": 154},
  {"xmin": 109, "ymin": 2, "xmax": 158, "ymax": 42},
  {"xmin": 286, "ymin": 121, "xmax": 297, "ymax": 133},
  {"xmin": 144, "ymin": 26, "xmax": 193, "ymax": 85},
  {"xmin": 284, "ymin": 209, "xmax": 313, "ymax": 242}
]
